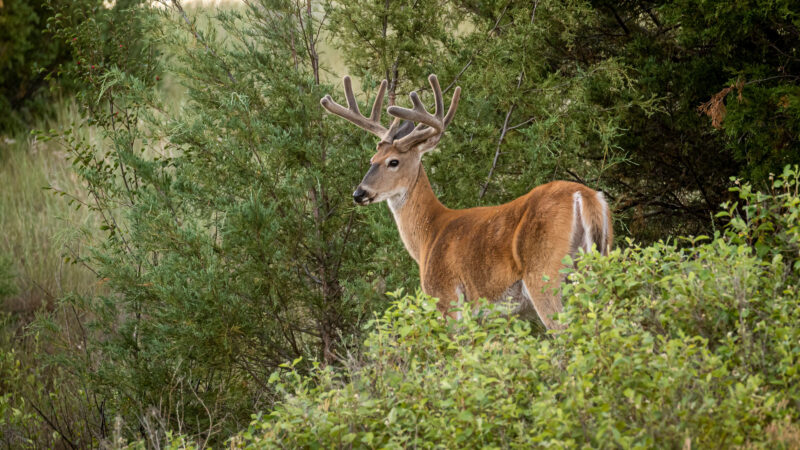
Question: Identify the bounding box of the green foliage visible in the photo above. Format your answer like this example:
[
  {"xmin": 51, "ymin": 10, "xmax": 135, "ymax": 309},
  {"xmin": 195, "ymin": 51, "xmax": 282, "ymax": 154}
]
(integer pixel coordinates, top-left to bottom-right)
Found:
[
  {"xmin": 0, "ymin": 0, "xmax": 162, "ymax": 133},
  {"xmin": 720, "ymin": 166, "xmax": 800, "ymax": 272},
  {"xmin": 602, "ymin": 0, "xmax": 800, "ymax": 238},
  {"xmin": 429, "ymin": 1, "xmax": 653, "ymax": 211},
  {"xmin": 0, "ymin": 315, "xmax": 38, "ymax": 447},
  {"xmin": 0, "ymin": 312, "xmax": 95, "ymax": 449},
  {"xmin": 0, "ymin": 65, "xmax": 106, "ymax": 450},
  {"xmin": 9, "ymin": 0, "xmax": 799, "ymax": 445},
  {"xmin": 324, "ymin": 0, "xmax": 459, "ymax": 100},
  {"xmin": 664, "ymin": 0, "xmax": 800, "ymax": 185},
  {"xmin": 391, "ymin": 0, "xmax": 799, "ymax": 240},
  {"xmin": 34, "ymin": 0, "xmax": 417, "ymax": 444},
  {"xmin": 0, "ymin": 0, "xmax": 75, "ymax": 133},
  {"xmin": 232, "ymin": 168, "xmax": 800, "ymax": 448}
]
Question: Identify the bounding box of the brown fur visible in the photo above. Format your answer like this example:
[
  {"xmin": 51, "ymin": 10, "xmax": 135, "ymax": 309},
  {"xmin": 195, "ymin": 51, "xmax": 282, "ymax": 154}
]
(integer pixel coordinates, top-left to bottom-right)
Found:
[{"xmin": 383, "ymin": 165, "xmax": 611, "ymax": 328}]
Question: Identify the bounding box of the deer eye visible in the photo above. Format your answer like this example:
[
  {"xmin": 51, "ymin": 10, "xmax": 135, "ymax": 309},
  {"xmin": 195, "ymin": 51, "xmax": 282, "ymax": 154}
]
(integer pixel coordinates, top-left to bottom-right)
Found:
[{"xmin": 388, "ymin": 159, "xmax": 400, "ymax": 168}]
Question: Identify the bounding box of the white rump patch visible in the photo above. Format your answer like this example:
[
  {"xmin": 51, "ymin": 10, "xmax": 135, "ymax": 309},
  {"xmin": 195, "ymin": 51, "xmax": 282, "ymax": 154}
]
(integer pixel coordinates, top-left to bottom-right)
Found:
[
  {"xmin": 596, "ymin": 191, "xmax": 609, "ymax": 254},
  {"xmin": 573, "ymin": 191, "xmax": 592, "ymax": 252}
]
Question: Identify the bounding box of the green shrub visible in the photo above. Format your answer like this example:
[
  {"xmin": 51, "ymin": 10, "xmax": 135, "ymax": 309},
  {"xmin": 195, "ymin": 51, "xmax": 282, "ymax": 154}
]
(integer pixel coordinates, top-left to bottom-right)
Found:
[
  {"xmin": 440, "ymin": 0, "xmax": 800, "ymax": 241},
  {"xmin": 228, "ymin": 168, "xmax": 800, "ymax": 448},
  {"xmin": 1, "ymin": 317, "xmax": 51, "ymax": 448},
  {"xmin": 719, "ymin": 165, "xmax": 800, "ymax": 274},
  {"xmin": 38, "ymin": 0, "xmax": 414, "ymax": 443}
]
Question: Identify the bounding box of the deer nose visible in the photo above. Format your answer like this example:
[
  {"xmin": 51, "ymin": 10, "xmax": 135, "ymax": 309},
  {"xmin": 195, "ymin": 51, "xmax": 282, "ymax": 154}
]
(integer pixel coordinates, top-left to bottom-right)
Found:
[{"xmin": 353, "ymin": 188, "xmax": 368, "ymax": 203}]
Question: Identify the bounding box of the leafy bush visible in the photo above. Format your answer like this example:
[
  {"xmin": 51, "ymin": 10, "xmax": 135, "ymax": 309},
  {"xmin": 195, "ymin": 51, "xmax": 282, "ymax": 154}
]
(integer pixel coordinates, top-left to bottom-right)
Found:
[
  {"xmin": 1, "ymin": 251, "xmax": 103, "ymax": 448},
  {"xmin": 0, "ymin": 0, "xmax": 162, "ymax": 134},
  {"xmin": 720, "ymin": 165, "xmax": 800, "ymax": 273},
  {"xmin": 228, "ymin": 168, "xmax": 800, "ymax": 448}
]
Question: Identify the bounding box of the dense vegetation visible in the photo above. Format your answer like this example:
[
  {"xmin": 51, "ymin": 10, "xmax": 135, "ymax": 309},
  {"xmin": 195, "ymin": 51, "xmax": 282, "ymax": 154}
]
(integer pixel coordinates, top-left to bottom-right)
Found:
[
  {"xmin": 0, "ymin": 0, "xmax": 798, "ymax": 447},
  {"xmin": 226, "ymin": 168, "xmax": 800, "ymax": 448}
]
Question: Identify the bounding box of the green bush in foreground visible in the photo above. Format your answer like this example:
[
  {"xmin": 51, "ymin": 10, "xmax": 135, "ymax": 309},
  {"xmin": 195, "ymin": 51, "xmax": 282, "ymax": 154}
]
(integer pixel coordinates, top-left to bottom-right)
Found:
[{"xmin": 210, "ymin": 168, "xmax": 800, "ymax": 448}]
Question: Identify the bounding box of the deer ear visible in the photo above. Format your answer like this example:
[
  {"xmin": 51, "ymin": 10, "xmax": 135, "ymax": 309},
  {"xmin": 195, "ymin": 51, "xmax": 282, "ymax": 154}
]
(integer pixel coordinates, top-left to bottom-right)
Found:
[
  {"xmin": 382, "ymin": 120, "xmax": 418, "ymax": 152},
  {"xmin": 392, "ymin": 120, "xmax": 416, "ymax": 141},
  {"xmin": 415, "ymin": 133, "xmax": 443, "ymax": 155}
]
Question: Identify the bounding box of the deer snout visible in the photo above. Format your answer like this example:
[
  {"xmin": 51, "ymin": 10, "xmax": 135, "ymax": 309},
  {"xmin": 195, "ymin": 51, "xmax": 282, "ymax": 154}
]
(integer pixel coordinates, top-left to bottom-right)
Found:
[{"xmin": 353, "ymin": 187, "xmax": 371, "ymax": 205}]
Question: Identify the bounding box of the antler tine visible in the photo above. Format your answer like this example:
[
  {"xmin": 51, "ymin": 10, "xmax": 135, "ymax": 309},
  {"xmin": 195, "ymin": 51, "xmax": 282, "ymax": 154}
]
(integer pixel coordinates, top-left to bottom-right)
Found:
[
  {"xmin": 343, "ymin": 76, "xmax": 360, "ymax": 115},
  {"xmin": 320, "ymin": 76, "xmax": 389, "ymax": 139},
  {"xmin": 443, "ymin": 86, "xmax": 461, "ymax": 127},
  {"xmin": 370, "ymin": 80, "xmax": 387, "ymax": 122},
  {"xmin": 429, "ymin": 74, "xmax": 444, "ymax": 121},
  {"xmin": 387, "ymin": 92, "xmax": 443, "ymax": 132},
  {"xmin": 384, "ymin": 117, "xmax": 404, "ymax": 140},
  {"xmin": 387, "ymin": 74, "xmax": 460, "ymax": 151}
]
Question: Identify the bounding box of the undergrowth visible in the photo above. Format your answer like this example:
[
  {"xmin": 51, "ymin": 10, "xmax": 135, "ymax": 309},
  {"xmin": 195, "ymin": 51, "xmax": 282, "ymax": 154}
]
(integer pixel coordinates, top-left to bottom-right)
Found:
[{"xmin": 210, "ymin": 167, "xmax": 800, "ymax": 448}]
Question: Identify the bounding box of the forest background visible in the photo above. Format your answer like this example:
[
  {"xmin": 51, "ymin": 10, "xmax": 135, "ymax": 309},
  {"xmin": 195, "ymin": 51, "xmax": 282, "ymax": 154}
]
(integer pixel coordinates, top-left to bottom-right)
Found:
[{"xmin": 1, "ymin": 0, "xmax": 799, "ymax": 447}]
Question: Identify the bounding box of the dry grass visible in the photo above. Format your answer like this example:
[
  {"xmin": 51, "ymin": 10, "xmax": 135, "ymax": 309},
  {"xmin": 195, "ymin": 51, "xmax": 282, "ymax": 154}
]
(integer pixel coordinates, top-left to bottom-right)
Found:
[{"xmin": 0, "ymin": 101, "xmax": 103, "ymax": 315}]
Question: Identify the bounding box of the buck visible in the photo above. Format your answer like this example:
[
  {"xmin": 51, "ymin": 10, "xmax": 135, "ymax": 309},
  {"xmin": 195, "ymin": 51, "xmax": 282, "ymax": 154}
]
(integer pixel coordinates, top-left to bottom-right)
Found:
[{"xmin": 320, "ymin": 74, "xmax": 612, "ymax": 329}]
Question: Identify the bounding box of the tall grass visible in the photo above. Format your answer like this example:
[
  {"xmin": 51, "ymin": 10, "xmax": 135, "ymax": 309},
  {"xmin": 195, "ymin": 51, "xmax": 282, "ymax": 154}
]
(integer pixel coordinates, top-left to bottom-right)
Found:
[
  {"xmin": 0, "ymin": 99, "xmax": 108, "ymax": 448},
  {"xmin": 0, "ymin": 101, "xmax": 102, "ymax": 315}
]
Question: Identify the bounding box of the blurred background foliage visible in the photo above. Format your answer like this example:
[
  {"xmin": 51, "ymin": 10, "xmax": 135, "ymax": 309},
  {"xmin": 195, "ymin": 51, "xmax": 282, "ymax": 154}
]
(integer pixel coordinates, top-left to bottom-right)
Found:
[
  {"xmin": 0, "ymin": 0, "xmax": 73, "ymax": 133},
  {"xmin": 0, "ymin": 0, "xmax": 798, "ymax": 447}
]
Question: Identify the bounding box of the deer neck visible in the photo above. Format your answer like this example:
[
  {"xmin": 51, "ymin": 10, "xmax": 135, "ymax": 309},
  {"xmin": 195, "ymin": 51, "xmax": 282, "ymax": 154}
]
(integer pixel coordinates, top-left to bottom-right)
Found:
[{"xmin": 387, "ymin": 165, "xmax": 447, "ymax": 263}]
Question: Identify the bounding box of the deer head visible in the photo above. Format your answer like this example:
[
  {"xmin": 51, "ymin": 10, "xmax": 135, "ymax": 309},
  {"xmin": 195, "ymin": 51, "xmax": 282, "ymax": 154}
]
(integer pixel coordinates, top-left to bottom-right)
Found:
[{"xmin": 320, "ymin": 74, "xmax": 461, "ymax": 206}]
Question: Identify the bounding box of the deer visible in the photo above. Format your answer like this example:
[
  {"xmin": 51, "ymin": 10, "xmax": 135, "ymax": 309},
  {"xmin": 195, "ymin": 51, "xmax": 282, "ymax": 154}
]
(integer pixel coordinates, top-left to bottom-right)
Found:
[{"xmin": 320, "ymin": 74, "xmax": 613, "ymax": 329}]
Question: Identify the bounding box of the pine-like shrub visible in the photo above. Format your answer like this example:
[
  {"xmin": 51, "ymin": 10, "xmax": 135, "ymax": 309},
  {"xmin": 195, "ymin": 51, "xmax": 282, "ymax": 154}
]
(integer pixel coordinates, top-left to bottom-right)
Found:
[{"xmin": 37, "ymin": 0, "xmax": 416, "ymax": 443}]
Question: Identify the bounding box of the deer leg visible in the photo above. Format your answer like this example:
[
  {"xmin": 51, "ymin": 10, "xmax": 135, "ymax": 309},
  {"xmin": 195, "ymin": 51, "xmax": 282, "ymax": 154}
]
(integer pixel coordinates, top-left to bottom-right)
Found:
[
  {"xmin": 422, "ymin": 282, "xmax": 460, "ymax": 319},
  {"xmin": 522, "ymin": 271, "xmax": 566, "ymax": 330},
  {"xmin": 435, "ymin": 292, "xmax": 462, "ymax": 319}
]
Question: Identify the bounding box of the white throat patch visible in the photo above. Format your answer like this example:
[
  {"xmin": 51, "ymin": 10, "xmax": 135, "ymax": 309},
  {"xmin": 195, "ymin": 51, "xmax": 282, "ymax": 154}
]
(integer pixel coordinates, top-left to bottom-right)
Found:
[{"xmin": 387, "ymin": 190, "xmax": 409, "ymax": 214}]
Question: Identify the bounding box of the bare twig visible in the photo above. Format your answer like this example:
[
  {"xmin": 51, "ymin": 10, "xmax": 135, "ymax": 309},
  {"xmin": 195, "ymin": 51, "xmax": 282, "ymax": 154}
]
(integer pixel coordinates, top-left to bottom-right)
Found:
[
  {"xmin": 479, "ymin": 102, "xmax": 516, "ymax": 199},
  {"xmin": 479, "ymin": 2, "xmax": 539, "ymax": 198},
  {"xmin": 745, "ymin": 74, "xmax": 800, "ymax": 85},
  {"xmin": 479, "ymin": 70, "xmax": 525, "ymax": 199},
  {"xmin": 443, "ymin": 60, "xmax": 473, "ymax": 94},
  {"xmin": 507, "ymin": 116, "xmax": 535, "ymax": 130},
  {"xmin": 565, "ymin": 169, "xmax": 586, "ymax": 184},
  {"xmin": 108, "ymin": 97, "xmax": 135, "ymax": 204},
  {"xmin": 27, "ymin": 400, "xmax": 78, "ymax": 450}
]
